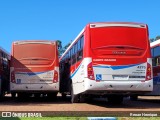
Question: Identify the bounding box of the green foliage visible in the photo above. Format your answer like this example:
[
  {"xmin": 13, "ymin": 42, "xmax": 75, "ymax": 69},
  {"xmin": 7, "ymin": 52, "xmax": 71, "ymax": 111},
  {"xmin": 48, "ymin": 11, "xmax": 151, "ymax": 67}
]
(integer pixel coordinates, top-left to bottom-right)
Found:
[
  {"xmin": 56, "ymin": 40, "xmax": 63, "ymax": 56},
  {"xmin": 57, "ymin": 40, "xmax": 72, "ymax": 57},
  {"xmin": 64, "ymin": 42, "xmax": 71, "ymax": 49},
  {"xmin": 57, "ymin": 40, "xmax": 62, "ymax": 50},
  {"xmin": 150, "ymin": 38, "xmax": 155, "ymax": 42},
  {"xmin": 155, "ymin": 35, "xmax": 160, "ymax": 40},
  {"xmin": 150, "ymin": 35, "xmax": 160, "ymax": 43}
]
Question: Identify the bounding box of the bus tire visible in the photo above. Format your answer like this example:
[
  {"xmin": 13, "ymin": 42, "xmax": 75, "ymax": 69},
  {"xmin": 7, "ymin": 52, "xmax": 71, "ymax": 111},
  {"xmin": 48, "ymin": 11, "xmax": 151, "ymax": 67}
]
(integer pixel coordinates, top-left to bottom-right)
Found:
[
  {"xmin": 62, "ymin": 93, "xmax": 67, "ymax": 100},
  {"xmin": 107, "ymin": 95, "xmax": 123, "ymax": 104},
  {"xmin": 0, "ymin": 91, "xmax": 4, "ymax": 98},
  {"xmin": 0, "ymin": 91, "xmax": 4, "ymax": 101},
  {"xmin": 0, "ymin": 86, "xmax": 2, "ymax": 98},
  {"xmin": 130, "ymin": 95, "xmax": 138, "ymax": 101},
  {"xmin": 34, "ymin": 93, "xmax": 41, "ymax": 98},
  {"xmin": 11, "ymin": 93, "xmax": 16, "ymax": 98},
  {"xmin": 17, "ymin": 93, "xmax": 23, "ymax": 98},
  {"xmin": 47, "ymin": 93, "xmax": 57, "ymax": 99}
]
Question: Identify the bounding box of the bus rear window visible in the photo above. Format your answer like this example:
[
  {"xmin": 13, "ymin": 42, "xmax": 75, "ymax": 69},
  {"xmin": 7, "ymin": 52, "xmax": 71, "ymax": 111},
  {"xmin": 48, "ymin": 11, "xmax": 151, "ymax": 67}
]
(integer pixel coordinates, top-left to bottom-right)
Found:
[
  {"xmin": 14, "ymin": 44, "xmax": 56, "ymax": 60},
  {"xmin": 90, "ymin": 27, "xmax": 148, "ymax": 50}
]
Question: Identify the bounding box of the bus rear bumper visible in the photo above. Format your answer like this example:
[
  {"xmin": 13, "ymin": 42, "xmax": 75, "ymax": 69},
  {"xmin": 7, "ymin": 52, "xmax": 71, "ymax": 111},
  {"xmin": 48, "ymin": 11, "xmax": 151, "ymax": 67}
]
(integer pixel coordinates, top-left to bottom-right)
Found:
[
  {"xmin": 10, "ymin": 83, "xmax": 59, "ymax": 93},
  {"xmin": 82, "ymin": 79, "xmax": 153, "ymax": 95}
]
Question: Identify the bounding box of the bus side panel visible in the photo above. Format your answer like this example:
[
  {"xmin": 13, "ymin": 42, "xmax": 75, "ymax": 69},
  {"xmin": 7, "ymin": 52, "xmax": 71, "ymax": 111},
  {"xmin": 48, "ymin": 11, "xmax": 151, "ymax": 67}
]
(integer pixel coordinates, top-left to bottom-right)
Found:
[
  {"xmin": 71, "ymin": 58, "xmax": 91, "ymax": 95},
  {"xmin": 145, "ymin": 58, "xmax": 159, "ymax": 95}
]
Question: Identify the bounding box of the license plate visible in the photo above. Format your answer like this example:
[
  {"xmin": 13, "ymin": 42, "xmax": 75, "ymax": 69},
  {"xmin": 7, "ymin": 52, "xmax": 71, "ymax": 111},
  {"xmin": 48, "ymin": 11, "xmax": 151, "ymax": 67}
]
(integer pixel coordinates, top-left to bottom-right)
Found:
[
  {"xmin": 113, "ymin": 75, "xmax": 129, "ymax": 80},
  {"xmin": 16, "ymin": 79, "xmax": 21, "ymax": 84}
]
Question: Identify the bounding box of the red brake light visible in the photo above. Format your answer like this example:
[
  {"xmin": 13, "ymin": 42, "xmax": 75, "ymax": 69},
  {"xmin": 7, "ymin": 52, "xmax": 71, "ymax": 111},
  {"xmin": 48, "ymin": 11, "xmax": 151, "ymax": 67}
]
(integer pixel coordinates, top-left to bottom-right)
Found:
[
  {"xmin": 11, "ymin": 71, "xmax": 16, "ymax": 83},
  {"xmin": 53, "ymin": 70, "xmax": 58, "ymax": 83},
  {"xmin": 146, "ymin": 63, "xmax": 152, "ymax": 81},
  {"xmin": 87, "ymin": 62, "xmax": 95, "ymax": 80}
]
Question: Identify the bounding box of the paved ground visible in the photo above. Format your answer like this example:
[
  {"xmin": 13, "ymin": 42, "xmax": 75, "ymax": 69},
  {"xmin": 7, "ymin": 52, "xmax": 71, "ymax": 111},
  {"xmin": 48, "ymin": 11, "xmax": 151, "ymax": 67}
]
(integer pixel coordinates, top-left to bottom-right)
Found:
[{"xmin": 0, "ymin": 95, "xmax": 160, "ymax": 116}]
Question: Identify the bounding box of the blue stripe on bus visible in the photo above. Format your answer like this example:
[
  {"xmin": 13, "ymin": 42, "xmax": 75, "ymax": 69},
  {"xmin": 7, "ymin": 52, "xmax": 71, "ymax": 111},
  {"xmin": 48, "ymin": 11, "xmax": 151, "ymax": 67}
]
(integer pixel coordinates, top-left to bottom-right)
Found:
[
  {"xmin": 70, "ymin": 64, "xmax": 82, "ymax": 79},
  {"xmin": 70, "ymin": 63, "xmax": 143, "ymax": 78},
  {"xmin": 16, "ymin": 71, "xmax": 46, "ymax": 76},
  {"xmin": 93, "ymin": 63, "xmax": 141, "ymax": 70}
]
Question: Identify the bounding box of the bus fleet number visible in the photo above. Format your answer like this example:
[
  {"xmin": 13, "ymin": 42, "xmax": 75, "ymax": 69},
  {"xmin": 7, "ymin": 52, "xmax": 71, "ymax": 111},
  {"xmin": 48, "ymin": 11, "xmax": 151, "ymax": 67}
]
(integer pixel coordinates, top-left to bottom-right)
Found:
[{"xmin": 137, "ymin": 66, "xmax": 146, "ymax": 69}]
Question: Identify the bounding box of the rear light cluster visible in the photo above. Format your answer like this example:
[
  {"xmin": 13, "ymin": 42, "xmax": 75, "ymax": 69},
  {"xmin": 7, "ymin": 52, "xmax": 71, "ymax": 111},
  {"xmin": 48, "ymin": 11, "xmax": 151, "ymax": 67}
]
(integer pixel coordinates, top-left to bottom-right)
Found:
[
  {"xmin": 87, "ymin": 62, "xmax": 95, "ymax": 80},
  {"xmin": 53, "ymin": 70, "xmax": 58, "ymax": 83},
  {"xmin": 11, "ymin": 71, "xmax": 16, "ymax": 83},
  {"xmin": 146, "ymin": 63, "xmax": 152, "ymax": 81}
]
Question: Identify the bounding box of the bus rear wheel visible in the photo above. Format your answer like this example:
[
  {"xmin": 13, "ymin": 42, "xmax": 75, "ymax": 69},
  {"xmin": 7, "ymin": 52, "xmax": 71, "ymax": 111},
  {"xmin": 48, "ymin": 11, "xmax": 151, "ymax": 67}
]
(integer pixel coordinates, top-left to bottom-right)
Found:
[
  {"xmin": 107, "ymin": 95, "xmax": 123, "ymax": 104},
  {"xmin": 47, "ymin": 93, "xmax": 57, "ymax": 99},
  {"xmin": 11, "ymin": 92, "xmax": 16, "ymax": 98},
  {"xmin": 62, "ymin": 93, "xmax": 67, "ymax": 100},
  {"xmin": 130, "ymin": 95, "xmax": 138, "ymax": 101}
]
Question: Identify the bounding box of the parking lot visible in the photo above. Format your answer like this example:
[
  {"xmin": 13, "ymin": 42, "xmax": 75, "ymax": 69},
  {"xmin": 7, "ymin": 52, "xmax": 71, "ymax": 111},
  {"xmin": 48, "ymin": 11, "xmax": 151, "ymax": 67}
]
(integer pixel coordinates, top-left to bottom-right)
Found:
[{"xmin": 1, "ymin": 95, "xmax": 160, "ymax": 117}]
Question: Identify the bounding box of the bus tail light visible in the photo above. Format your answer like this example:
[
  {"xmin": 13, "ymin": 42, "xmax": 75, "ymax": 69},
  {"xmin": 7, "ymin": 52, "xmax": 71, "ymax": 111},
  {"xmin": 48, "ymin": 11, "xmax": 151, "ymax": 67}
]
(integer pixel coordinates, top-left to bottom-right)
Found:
[
  {"xmin": 11, "ymin": 71, "xmax": 16, "ymax": 83},
  {"xmin": 53, "ymin": 70, "xmax": 58, "ymax": 83},
  {"xmin": 87, "ymin": 62, "xmax": 95, "ymax": 80},
  {"xmin": 146, "ymin": 63, "xmax": 152, "ymax": 81}
]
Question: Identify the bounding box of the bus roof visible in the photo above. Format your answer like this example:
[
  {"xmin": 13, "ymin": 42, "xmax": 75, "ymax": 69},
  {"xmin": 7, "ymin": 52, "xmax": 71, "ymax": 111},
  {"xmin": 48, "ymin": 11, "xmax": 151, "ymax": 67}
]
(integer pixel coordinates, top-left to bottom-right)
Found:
[
  {"xmin": 150, "ymin": 39, "xmax": 160, "ymax": 48},
  {"xmin": 13, "ymin": 40, "xmax": 57, "ymax": 45},
  {"xmin": 0, "ymin": 46, "xmax": 11, "ymax": 59},
  {"xmin": 89, "ymin": 22, "xmax": 147, "ymax": 28},
  {"xmin": 0, "ymin": 46, "xmax": 10, "ymax": 55}
]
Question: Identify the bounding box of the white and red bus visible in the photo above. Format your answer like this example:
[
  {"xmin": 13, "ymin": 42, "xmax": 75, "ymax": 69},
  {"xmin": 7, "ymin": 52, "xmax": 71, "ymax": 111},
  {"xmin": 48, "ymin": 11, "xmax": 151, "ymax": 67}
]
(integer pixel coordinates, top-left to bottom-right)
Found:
[
  {"xmin": 60, "ymin": 22, "xmax": 153, "ymax": 103},
  {"xmin": 0, "ymin": 47, "xmax": 10, "ymax": 98},
  {"xmin": 10, "ymin": 40, "xmax": 59, "ymax": 98},
  {"xmin": 147, "ymin": 39, "xmax": 160, "ymax": 95}
]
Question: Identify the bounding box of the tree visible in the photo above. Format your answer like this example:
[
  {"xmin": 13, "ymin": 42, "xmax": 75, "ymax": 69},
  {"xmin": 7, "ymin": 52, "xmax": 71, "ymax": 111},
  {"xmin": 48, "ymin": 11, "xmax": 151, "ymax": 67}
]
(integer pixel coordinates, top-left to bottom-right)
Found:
[
  {"xmin": 155, "ymin": 35, "xmax": 160, "ymax": 40},
  {"xmin": 57, "ymin": 40, "xmax": 62, "ymax": 50},
  {"xmin": 149, "ymin": 38, "xmax": 155, "ymax": 43},
  {"xmin": 56, "ymin": 40, "xmax": 63, "ymax": 56},
  {"xmin": 56, "ymin": 40, "xmax": 72, "ymax": 57},
  {"xmin": 149, "ymin": 35, "xmax": 160, "ymax": 43},
  {"xmin": 64, "ymin": 42, "xmax": 71, "ymax": 49}
]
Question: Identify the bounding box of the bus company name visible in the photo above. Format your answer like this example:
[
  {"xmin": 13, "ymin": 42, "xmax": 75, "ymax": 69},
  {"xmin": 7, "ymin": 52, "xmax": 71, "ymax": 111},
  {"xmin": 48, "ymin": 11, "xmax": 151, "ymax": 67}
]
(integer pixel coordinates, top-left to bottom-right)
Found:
[
  {"xmin": 93, "ymin": 59, "xmax": 116, "ymax": 62},
  {"xmin": 112, "ymin": 51, "xmax": 126, "ymax": 54}
]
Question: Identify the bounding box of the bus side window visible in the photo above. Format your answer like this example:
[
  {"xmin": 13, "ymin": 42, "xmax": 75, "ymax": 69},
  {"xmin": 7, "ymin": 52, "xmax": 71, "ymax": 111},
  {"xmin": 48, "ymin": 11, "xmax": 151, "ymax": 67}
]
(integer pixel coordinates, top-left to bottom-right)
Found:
[
  {"xmin": 152, "ymin": 58, "xmax": 156, "ymax": 66},
  {"xmin": 157, "ymin": 57, "xmax": 160, "ymax": 66},
  {"xmin": 77, "ymin": 35, "xmax": 84, "ymax": 61},
  {"xmin": 71, "ymin": 47, "xmax": 75, "ymax": 65},
  {"xmin": 73, "ymin": 44, "xmax": 76, "ymax": 64}
]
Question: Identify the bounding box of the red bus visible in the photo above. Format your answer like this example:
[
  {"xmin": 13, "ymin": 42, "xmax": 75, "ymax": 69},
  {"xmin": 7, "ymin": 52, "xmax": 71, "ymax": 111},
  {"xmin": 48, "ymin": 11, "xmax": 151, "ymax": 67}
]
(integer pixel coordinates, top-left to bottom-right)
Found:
[
  {"xmin": 60, "ymin": 22, "xmax": 153, "ymax": 103},
  {"xmin": 148, "ymin": 39, "xmax": 160, "ymax": 95},
  {"xmin": 0, "ymin": 47, "xmax": 10, "ymax": 98},
  {"xmin": 10, "ymin": 40, "xmax": 59, "ymax": 98}
]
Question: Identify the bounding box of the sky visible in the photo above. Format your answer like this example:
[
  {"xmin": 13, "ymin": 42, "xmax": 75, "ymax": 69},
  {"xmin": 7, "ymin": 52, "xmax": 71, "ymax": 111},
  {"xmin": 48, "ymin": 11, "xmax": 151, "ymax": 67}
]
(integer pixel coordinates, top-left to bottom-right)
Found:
[{"xmin": 0, "ymin": 0, "xmax": 160, "ymax": 53}]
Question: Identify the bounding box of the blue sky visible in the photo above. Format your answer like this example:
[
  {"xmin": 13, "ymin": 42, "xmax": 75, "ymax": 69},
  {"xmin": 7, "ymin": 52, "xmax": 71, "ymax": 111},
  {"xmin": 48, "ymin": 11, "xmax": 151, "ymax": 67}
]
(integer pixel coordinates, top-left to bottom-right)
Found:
[{"xmin": 0, "ymin": 0, "xmax": 160, "ymax": 52}]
